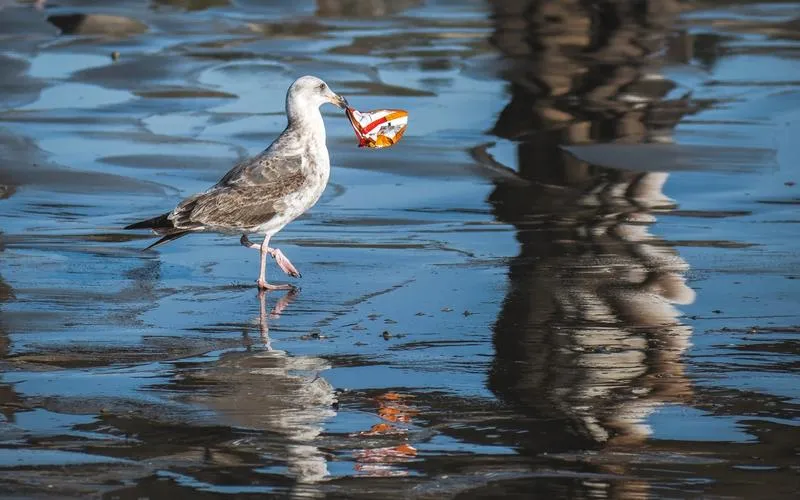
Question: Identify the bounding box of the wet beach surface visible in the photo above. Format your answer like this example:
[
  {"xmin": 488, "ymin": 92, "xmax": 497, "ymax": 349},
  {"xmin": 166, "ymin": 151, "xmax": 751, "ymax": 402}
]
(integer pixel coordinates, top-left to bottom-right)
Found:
[{"xmin": 0, "ymin": 0, "xmax": 798, "ymax": 497}]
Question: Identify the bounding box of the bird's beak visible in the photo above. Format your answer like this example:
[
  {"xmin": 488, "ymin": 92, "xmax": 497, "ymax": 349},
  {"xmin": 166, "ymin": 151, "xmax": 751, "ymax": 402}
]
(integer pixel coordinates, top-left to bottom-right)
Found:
[{"xmin": 329, "ymin": 93, "xmax": 348, "ymax": 110}]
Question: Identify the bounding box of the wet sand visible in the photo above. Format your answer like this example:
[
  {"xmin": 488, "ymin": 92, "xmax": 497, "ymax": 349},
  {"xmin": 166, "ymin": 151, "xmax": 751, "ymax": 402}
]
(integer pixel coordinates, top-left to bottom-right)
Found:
[{"xmin": 0, "ymin": 0, "xmax": 797, "ymax": 498}]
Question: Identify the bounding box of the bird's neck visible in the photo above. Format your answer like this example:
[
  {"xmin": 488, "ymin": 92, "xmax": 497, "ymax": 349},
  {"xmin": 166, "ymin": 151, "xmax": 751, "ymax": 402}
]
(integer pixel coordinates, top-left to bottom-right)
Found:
[{"xmin": 286, "ymin": 99, "xmax": 326, "ymax": 143}]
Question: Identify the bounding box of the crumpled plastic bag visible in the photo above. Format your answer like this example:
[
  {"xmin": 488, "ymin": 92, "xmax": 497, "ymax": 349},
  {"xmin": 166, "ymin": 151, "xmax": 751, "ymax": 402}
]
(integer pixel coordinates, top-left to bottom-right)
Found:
[{"xmin": 345, "ymin": 107, "xmax": 408, "ymax": 148}]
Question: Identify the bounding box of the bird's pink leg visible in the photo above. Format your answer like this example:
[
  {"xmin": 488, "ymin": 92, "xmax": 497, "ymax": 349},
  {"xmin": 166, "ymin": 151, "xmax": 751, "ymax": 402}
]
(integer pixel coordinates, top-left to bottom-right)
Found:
[
  {"xmin": 257, "ymin": 235, "xmax": 270, "ymax": 287},
  {"xmin": 241, "ymin": 234, "xmax": 294, "ymax": 291},
  {"xmin": 240, "ymin": 235, "xmax": 301, "ymax": 279},
  {"xmin": 270, "ymin": 248, "xmax": 301, "ymax": 278}
]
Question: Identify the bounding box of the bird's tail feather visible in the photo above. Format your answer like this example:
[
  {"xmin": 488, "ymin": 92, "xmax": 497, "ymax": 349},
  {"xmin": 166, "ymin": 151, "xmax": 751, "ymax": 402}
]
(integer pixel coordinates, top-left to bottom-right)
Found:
[
  {"xmin": 125, "ymin": 212, "xmax": 172, "ymax": 231},
  {"xmin": 126, "ymin": 212, "xmax": 191, "ymax": 250}
]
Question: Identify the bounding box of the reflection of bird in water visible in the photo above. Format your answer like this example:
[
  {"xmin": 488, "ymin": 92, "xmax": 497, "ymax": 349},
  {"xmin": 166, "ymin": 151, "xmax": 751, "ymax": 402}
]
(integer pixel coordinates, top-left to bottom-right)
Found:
[
  {"xmin": 250, "ymin": 288, "xmax": 299, "ymax": 351},
  {"xmin": 125, "ymin": 76, "xmax": 348, "ymax": 290},
  {"xmin": 184, "ymin": 290, "xmax": 336, "ymax": 489}
]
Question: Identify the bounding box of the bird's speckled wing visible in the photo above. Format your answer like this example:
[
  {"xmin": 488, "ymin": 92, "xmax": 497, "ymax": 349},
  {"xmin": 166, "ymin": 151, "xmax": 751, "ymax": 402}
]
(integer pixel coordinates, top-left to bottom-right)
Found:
[{"xmin": 169, "ymin": 148, "xmax": 307, "ymax": 231}]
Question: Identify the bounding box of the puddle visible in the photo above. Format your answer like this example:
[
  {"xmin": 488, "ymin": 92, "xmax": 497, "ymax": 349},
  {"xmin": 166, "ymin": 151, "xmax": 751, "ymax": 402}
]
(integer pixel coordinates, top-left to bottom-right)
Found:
[
  {"xmin": 17, "ymin": 82, "xmax": 132, "ymax": 111},
  {"xmin": 27, "ymin": 52, "xmax": 112, "ymax": 80}
]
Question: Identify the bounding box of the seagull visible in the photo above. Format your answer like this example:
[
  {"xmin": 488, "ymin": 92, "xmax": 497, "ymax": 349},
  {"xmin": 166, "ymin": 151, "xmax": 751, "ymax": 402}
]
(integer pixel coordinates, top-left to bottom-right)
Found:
[{"xmin": 125, "ymin": 75, "xmax": 347, "ymax": 290}]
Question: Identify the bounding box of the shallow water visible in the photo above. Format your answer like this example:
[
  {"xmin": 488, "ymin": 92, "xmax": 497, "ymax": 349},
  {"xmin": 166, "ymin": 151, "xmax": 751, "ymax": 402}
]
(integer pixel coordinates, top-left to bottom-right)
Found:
[{"xmin": 0, "ymin": 0, "xmax": 797, "ymax": 498}]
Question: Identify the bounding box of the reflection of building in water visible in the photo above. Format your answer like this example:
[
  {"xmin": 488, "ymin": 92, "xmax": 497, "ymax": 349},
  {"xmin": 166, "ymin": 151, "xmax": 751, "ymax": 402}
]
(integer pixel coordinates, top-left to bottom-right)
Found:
[
  {"xmin": 183, "ymin": 291, "xmax": 336, "ymax": 490},
  {"xmin": 483, "ymin": 0, "xmax": 698, "ymax": 458}
]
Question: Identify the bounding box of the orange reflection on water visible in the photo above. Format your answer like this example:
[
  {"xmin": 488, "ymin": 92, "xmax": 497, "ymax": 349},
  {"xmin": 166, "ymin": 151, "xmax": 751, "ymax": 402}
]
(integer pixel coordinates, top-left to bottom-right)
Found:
[{"xmin": 351, "ymin": 391, "xmax": 419, "ymax": 477}]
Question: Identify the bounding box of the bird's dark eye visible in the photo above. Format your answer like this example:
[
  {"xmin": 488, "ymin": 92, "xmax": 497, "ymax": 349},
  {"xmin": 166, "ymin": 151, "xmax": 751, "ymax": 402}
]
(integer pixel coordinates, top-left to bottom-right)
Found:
[{"xmin": 318, "ymin": 83, "xmax": 326, "ymax": 90}]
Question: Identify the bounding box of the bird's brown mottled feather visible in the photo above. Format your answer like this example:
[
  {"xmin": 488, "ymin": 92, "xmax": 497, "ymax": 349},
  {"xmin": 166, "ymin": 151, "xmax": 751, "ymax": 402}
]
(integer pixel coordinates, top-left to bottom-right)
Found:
[{"xmin": 172, "ymin": 169, "xmax": 307, "ymax": 231}]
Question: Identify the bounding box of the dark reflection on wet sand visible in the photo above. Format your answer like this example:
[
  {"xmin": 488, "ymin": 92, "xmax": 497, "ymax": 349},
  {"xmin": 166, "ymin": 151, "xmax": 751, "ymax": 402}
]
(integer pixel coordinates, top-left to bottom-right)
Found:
[
  {"xmin": 0, "ymin": 0, "xmax": 797, "ymax": 498},
  {"xmin": 491, "ymin": 0, "xmax": 693, "ymax": 430},
  {"xmin": 472, "ymin": 2, "xmax": 796, "ymax": 497},
  {"xmin": 482, "ymin": 1, "xmax": 696, "ymax": 495}
]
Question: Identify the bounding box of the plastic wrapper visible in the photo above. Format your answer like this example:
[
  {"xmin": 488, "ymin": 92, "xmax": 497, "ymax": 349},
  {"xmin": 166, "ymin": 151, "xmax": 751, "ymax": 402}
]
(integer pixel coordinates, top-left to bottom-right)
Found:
[{"xmin": 345, "ymin": 107, "xmax": 408, "ymax": 148}]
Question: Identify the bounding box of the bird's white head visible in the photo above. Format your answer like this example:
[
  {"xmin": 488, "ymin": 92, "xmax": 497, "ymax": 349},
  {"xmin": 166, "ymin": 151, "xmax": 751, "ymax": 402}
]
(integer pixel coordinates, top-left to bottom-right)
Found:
[{"xmin": 285, "ymin": 76, "xmax": 347, "ymax": 125}]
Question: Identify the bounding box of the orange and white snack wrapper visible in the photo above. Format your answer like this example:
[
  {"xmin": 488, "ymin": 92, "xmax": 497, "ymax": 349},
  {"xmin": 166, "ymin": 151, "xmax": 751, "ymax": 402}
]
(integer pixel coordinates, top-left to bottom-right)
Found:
[{"xmin": 345, "ymin": 107, "xmax": 408, "ymax": 148}]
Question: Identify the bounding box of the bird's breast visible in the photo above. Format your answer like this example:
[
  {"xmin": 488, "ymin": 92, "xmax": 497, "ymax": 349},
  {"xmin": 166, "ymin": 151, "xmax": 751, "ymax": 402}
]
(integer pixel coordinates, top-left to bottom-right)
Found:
[{"xmin": 280, "ymin": 146, "xmax": 330, "ymax": 215}]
